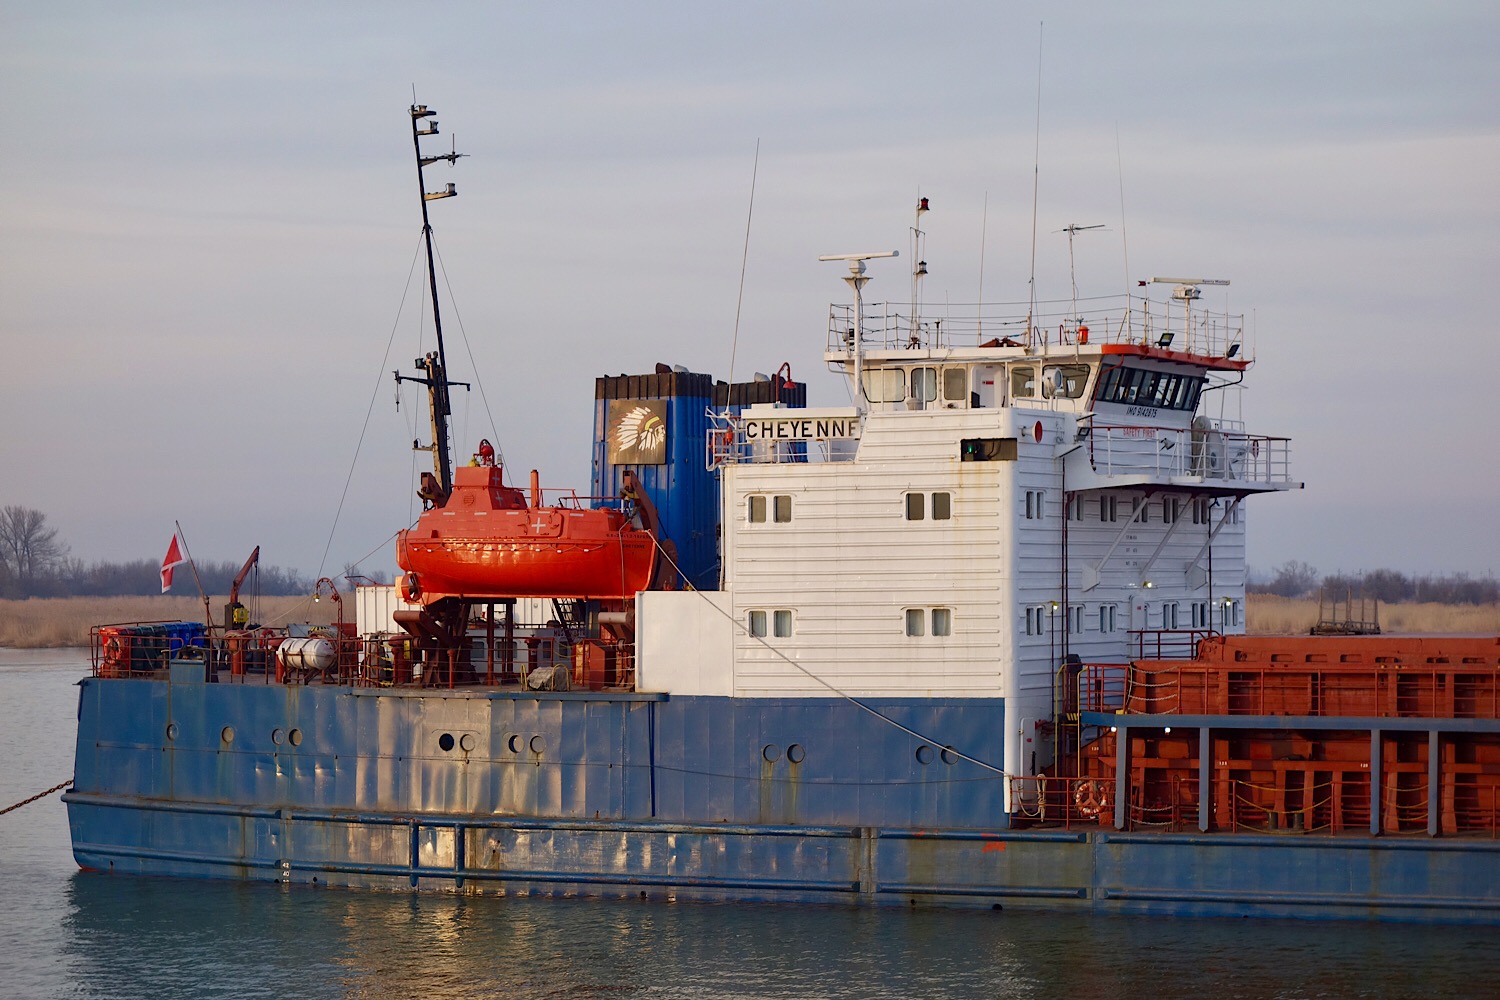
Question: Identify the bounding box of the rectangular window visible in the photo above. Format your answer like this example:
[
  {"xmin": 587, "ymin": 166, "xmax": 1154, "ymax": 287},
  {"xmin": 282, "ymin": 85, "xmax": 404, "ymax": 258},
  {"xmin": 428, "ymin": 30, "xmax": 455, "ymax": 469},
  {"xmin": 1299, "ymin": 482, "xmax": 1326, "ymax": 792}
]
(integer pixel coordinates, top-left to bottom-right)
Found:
[
  {"xmin": 1131, "ymin": 496, "xmax": 1143, "ymax": 519},
  {"xmin": 1026, "ymin": 490, "xmax": 1045, "ymax": 520},
  {"xmin": 748, "ymin": 495, "xmax": 766, "ymax": 523},
  {"xmin": 931, "ymin": 608, "xmax": 952, "ymax": 636},
  {"xmin": 1025, "ymin": 606, "xmax": 1048, "ymax": 636},
  {"xmin": 773, "ymin": 610, "xmax": 793, "ymax": 637},
  {"xmin": 1067, "ymin": 605, "xmax": 1084, "ymax": 634},
  {"xmin": 1100, "ymin": 495, "xmax": 1117, "ymax": 522},
  {"xmin": 942, "ymin": 367, "xmax": 968, "ymax": 403},
  {"xmin": 1065, "ymin": 495, "xmax": 1082, "ymax": 521},
  {"xmin": 1010, "ymin": 365, "xmax": 1036, "ymax": 398},
  {"xmin": 905, "ymin": 608, "xmax": 926, "ymax": 637},
  {"xmin": 905, "ymin": 492, "xmax": 924, "ymax": 520},
  {"xmin": 1099, "ymin": 604, "xmax": 1117, "ymax": 633},
  {"xmin": 931, "ymin": 492, "xmax": 951, "ymax": 520},
  {"xmin": 909, "ymin": 367, "xmax": 937, "ymax": 402},
  {"xmin": 1163, "ymin": 497, "xmax": 1180, "ymax": 524},
  {"xmin": 1042, "ymin": 364, "xmax": 1091, "ymax": 399},
  {"xmin": 748, "ymin": 610, "xmax": 767, "ymax": 637},
  {"xmin": 1164, "ymin": 602, "xmax": 1179, "ymax": 629},
  {"xmin": 861, "ymin": 368, "xmax": 906, "ymax": 403},
  {"xmin": 1192, "ymin": 498, "xmax": 1211, "ymax": 524},
  {"xmin": 773, "ymin": 495, "xmax": 792, "ymax": 523}
]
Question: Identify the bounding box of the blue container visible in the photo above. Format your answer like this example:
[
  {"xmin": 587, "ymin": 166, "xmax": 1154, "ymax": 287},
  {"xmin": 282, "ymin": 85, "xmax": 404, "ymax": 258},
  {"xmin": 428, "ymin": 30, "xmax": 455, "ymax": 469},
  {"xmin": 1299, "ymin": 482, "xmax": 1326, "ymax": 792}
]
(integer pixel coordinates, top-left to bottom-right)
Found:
[{"xmin": 592, "ymin": 367, "xmax": 805, "ymax": 590}]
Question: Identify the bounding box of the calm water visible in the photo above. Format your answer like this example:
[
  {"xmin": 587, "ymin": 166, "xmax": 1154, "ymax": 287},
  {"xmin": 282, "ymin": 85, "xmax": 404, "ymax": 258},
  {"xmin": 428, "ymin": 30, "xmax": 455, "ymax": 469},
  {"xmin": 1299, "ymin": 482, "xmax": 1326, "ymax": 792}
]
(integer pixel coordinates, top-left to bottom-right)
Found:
[{"xmin": 1, "ymin": 649, "xmax": 1495, "ymax": 999}]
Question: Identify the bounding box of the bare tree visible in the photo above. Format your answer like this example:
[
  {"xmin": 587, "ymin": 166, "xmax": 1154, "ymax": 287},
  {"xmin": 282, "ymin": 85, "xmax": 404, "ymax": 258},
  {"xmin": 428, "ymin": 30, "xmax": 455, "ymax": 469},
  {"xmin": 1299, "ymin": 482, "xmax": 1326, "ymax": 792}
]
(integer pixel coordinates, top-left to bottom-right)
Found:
[{"xmin": 0, "ymin": 505, "xmax": 67, "ymax": 587}]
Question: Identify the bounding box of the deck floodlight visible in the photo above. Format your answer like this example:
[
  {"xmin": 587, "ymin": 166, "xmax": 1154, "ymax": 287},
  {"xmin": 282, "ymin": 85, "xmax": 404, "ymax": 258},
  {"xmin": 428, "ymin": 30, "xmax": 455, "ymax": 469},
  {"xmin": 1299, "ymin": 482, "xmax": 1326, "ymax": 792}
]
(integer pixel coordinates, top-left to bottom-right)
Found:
[{"xmin": 1156, "ymin": 332, "xmax": 1174, "ymax": 348}]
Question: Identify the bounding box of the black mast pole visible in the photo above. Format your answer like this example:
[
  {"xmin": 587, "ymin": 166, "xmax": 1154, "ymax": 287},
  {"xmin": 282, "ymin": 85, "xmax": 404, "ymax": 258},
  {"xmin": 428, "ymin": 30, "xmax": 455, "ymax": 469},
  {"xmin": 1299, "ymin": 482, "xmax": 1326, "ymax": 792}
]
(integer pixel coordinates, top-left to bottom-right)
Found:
[{"xmin": 407, "ymin": 104, "xmax": 464, "ymax": 498}]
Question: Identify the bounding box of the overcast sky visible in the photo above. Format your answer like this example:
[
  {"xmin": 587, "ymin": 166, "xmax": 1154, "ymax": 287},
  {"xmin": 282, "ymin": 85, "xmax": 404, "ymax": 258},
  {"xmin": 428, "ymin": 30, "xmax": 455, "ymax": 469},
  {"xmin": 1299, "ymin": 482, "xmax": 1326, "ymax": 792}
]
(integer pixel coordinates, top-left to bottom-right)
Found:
[{"xmin": 2, "ymin": 1, "xmax": 1496, "ymax": 583}]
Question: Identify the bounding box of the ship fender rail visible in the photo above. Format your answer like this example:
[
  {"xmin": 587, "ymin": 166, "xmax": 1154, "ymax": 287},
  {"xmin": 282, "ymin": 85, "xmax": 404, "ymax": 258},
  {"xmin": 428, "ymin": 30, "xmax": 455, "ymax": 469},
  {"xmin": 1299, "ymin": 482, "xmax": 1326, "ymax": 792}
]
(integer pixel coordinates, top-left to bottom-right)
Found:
[{"xmin": 1009, "ymin": 776, "xmax": 1118, "ymax": 829}]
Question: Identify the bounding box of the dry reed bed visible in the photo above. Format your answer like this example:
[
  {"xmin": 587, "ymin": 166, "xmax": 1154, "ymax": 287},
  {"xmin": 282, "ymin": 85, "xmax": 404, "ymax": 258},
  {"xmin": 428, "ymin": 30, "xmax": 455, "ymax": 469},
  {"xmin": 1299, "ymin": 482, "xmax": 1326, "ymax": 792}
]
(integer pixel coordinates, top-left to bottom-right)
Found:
[
  {"xmin": 1246, "ymin": 595, "xmax": 1500, "ymax": 635},
  {"xmin": 0, "ymin": 596, "xmax": 337, "ymax": 649},
  {"xmin": 2, "ymin": 595, "xmax": 1496, "ymax": 649}
]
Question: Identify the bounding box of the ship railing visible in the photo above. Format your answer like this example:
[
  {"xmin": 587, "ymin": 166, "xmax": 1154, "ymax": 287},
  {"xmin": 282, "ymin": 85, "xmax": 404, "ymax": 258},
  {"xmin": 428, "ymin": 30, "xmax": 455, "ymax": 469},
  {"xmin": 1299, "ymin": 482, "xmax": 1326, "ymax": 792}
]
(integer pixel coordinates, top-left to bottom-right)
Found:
[
  {"xmin": 1086, "ymin": 422, "xmax": 1292, "ymax": 485},
  {"xmin": 1129, "ymin": 629, "xmax": 1217, "ymax": 661},
  {"xmin": 826, "ymin": 294, "xmax": 1245, "ymax": 358},
  {"xmin": 93, "ymin": 621, "xmax": 207, "ymax": 677},
  {"xmin": 1009, "ymin": 775, "xmax": 1119, "ymax": 828},
  {"xmin": 1077, "ymin": 664, "xmax": 1129, "ymax": 714},
  {"xmin": 706, "ymin": 410, "xmax": 859, "ymax": 467},
  {"xmin": 1125, "ymin": 659, "xmax": 1500, "ymax": 719}
]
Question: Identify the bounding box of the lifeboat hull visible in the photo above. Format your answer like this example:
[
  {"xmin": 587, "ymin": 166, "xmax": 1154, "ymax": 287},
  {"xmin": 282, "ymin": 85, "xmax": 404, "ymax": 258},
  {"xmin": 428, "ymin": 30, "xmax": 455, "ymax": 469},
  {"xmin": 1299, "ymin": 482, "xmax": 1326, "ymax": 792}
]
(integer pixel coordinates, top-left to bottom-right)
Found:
[{"xmin": 398, "ymin": 510, "xmax": 655, "ymax": 602}]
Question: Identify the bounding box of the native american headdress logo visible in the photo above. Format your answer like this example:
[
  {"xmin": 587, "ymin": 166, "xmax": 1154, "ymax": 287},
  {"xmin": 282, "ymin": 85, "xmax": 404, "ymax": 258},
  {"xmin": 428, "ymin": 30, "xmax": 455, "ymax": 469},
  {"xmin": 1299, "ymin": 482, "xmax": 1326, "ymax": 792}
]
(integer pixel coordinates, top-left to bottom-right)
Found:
[{"xmin": 607, "ymin": 400, "xmax": 668, "ymax": 464}]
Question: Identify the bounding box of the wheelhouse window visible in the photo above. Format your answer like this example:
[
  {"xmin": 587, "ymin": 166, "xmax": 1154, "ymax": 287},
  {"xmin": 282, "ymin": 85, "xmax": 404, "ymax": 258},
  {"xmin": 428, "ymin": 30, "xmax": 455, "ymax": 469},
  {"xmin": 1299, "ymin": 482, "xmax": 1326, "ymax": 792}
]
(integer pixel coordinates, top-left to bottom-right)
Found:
[
  {"xmin": 909, "ymin": 367, "xmax": 938, "ymax": 403},
  {"xmin": 861, "ymin": 368, "xmax": 906, "ymax": 403},
  {"xmin": 908, "ymin": 491, "xmax": 952, "ymax": 521},
  {"xmin": 1025, "ymin": 490, "xmax": 1046, "ymax": 519},
  {"xmin": 942, "ymin": 367, "xmax": 968, "ymax": 405},
  {"xmin": 1043, "ymin": 364, "xmax": 1091, "ymax": 399},
  {"xmin": 1095, "ymin": 365, "xmax": 1205, "ymax": 411},
  {"xmin": 1010, "ymin": 365, "xmax": 1037, "ymax": 399}
]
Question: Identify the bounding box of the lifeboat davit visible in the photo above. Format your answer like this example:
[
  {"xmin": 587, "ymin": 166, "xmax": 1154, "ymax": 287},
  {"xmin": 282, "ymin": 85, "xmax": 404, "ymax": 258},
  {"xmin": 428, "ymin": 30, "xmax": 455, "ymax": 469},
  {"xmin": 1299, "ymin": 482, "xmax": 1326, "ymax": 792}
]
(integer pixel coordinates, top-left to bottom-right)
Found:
[{"xmin": 396, "ymin": 464, "xmax": 656, "ymax": 604}]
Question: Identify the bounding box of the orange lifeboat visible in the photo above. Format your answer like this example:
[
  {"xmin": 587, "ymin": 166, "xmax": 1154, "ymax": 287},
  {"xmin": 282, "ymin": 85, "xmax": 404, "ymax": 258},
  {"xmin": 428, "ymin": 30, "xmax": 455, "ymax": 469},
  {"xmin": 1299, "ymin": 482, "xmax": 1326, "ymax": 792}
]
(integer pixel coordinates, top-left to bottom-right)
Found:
[{"xmin": 396, "ymin": 464, "xmax": 656, "ymax": 604}]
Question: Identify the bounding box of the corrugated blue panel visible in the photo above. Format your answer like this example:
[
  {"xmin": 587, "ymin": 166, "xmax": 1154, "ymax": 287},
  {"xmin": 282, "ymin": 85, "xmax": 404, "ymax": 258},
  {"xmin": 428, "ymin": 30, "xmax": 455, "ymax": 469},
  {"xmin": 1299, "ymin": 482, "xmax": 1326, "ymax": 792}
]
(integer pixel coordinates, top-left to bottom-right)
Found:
[
  {"xmin": 590, "ymin": 369, "xmax": 807, "ymax": 591},
  {"xmin": 73, "ymin": 676, "xmax": 1500, "ymax": 921},
  {"xmin": 592, "ymin": 379, "xmax": 718, "ymax": 589}
]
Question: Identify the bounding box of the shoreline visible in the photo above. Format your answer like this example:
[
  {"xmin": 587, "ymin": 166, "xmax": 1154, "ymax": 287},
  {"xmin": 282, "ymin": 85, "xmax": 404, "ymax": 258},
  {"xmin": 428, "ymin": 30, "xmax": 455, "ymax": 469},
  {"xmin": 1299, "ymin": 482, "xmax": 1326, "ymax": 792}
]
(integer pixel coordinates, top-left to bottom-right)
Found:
[
  {"xmin": 0, "ymin": 595, "xmax": 338, "ymax": 649},
  {"xmin": 2, "ymin": 594, "xmax": 1496, "ymax": 649}
]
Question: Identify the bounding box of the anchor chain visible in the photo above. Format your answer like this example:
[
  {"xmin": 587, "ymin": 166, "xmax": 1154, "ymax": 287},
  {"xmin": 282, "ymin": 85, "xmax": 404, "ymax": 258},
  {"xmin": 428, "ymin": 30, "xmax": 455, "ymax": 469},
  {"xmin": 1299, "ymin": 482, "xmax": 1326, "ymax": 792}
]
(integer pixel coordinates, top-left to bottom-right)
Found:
[{"xmin": 0, "ymin": 778, "xmax": 73, "ymax": 816}]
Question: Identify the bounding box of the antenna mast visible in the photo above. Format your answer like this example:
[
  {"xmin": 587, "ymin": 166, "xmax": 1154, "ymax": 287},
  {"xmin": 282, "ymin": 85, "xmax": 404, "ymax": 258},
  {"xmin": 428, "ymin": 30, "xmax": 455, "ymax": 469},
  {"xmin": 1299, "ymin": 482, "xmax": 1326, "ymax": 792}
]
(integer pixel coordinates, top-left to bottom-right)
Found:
[
  {"xmin": 819, "ymin": 251, "xmax": 899, "ymax": 415},
  {"xmin": 395, "ymin": 104, "xmax": 469, "ymax": 504}
]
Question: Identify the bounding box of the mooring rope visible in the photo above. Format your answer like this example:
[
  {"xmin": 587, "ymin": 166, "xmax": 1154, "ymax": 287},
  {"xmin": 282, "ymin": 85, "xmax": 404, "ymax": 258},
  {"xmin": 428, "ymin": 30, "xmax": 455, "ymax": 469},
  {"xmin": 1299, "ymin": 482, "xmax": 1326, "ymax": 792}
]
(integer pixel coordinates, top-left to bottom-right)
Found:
[{"xmin": 0, "ymin": 778, "xmax": 72, "ymax": 817}]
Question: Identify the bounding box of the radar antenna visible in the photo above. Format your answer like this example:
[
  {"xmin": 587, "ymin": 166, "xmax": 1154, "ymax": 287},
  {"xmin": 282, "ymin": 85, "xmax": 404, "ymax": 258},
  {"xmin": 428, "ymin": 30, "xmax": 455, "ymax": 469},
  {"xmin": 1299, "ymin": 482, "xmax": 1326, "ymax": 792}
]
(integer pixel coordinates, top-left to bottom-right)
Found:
[{"xmin": 819, "ymin": 251, "xmax": 899, "ymax": 415}]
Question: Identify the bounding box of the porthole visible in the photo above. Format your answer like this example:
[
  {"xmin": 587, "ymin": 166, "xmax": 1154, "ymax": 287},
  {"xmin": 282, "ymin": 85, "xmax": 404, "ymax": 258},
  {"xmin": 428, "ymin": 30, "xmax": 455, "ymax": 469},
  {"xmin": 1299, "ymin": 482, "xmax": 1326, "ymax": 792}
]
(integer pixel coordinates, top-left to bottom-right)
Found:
[
  {"xmin": 271, "ymin": 728, "xmax": 285, "ymax": 746},
  {"xmin": 220, "ymin": 726, "xmax": 235, "ymax": 745},
  {"xmin": 787, "ymin": 743, "xmax": 805, "ymax": 764},
  {"xmin": 507, "ymin": 734, "xmax": 522, "ymax": 754},
  {"xmin": 439, "ymin": 733, "xmax": 456, "ymax": 752},
  {"xmin": 762, "ymin": 744, "xmax": 781, "ymax": 763},
  {"xmin": 915, "ymin": 745, "xmax": 934, "ymax": 765},
  {"xmin": 165, "ymin": 723, "xmax": 179, "ymax": 741},
  {"xmin": 940, "ymin": 746, "xmax": 959, "ymax": 765},
  {"xmin": 459, "ymin": 733, "xmax": 476, "ymax": 752},
  {"xmin": 288, "ymin": 729, "xmax": 303, "ymax": 746},
  {"xmin": 529, "ymin": 735, "xmax": 545, "ymax": 754}
]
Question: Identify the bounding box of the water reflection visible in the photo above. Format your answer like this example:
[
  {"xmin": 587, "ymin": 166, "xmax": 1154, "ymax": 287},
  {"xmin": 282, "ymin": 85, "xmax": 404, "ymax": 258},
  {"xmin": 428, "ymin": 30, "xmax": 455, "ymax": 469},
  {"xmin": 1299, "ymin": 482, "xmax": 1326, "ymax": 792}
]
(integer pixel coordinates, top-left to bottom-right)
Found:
[{"xmin": 56, "ymin": 874, "xmax": 1500, "ymax": 1000}]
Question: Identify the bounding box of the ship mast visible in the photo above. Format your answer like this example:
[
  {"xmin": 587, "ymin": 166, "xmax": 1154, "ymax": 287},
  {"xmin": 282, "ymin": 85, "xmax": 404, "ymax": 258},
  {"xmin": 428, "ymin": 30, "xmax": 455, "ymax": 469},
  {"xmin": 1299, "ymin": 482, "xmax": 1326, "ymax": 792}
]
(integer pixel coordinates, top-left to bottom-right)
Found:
[{"xmin": 395, "ymin": 104, "xmax": 468, "ymax": 502}]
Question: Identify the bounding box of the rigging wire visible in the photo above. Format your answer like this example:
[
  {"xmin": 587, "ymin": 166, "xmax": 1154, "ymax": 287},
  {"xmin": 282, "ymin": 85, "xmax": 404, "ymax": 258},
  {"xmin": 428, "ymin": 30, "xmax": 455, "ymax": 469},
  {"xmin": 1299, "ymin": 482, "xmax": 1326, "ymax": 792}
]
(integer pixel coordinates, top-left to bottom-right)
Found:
[
  {"xmin": 432, "ymin": 239, "xmax": 506, "ymax": 471},
  {"xmin": 724, "ymin": 138, "xmax": 761, "ymax": 395},
  {"xmin": 1026, "ymin": 21, "xmax": 1044, "ymax": 344},
  {"xmin": 314, "ymin": 233, "xmax": 427, "ymax": 582}
]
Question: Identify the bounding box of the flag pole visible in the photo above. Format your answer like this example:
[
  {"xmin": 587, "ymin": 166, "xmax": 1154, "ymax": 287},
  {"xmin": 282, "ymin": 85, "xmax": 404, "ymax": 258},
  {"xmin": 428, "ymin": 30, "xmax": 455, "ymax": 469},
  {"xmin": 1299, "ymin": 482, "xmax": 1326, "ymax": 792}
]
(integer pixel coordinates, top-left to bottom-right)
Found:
[{"xmin": 173, "ymin": 520, "xmax": 214, "ymax": 629}]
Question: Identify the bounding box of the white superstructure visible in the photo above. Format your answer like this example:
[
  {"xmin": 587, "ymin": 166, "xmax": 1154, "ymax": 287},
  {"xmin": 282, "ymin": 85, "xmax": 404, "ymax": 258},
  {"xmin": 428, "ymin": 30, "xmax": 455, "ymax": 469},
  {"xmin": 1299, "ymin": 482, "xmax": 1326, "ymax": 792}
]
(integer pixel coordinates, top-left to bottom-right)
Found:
[{"xmin": 636, "ymin": 278, "xmax": 1298, "ymax": 786}]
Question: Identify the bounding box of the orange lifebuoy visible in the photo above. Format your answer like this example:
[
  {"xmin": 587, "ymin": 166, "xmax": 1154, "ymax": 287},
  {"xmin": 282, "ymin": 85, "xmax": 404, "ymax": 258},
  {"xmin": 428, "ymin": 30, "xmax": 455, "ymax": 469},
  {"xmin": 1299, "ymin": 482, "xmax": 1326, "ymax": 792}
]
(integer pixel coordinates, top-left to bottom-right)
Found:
[
  {"xmin": 1074, "ymin": 779, "xmax": 1110, "ymax": 819},
  {"xmin": 400, "ymin": 572, "xmax": 422, "ymax": 602}
]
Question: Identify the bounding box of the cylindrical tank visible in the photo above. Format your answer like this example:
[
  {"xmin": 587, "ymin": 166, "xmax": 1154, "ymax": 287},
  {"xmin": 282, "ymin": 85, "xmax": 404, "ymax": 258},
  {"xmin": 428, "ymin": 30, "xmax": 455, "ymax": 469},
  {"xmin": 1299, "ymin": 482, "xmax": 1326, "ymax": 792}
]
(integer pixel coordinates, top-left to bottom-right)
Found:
[{"xmin": 275, "ymin": 636, "xmax": 337, "ymax": 673}]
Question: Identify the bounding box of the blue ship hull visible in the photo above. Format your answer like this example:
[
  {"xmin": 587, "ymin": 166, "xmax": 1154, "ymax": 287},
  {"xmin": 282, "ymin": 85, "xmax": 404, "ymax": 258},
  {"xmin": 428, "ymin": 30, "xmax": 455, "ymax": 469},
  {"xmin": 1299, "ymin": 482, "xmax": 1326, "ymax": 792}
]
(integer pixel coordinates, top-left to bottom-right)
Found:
[{"xmin": 65, "ymin": 671, "xmax": 1500, "ymax": 922}]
